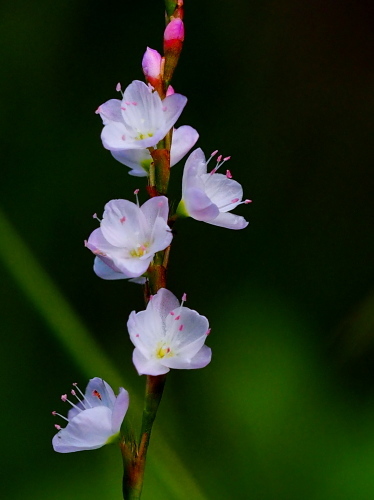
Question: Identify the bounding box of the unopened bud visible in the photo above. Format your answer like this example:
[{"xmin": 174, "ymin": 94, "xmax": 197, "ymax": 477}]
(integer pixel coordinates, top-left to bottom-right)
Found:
[
  {"xmin": 142, "ymin": 47, "xmax": 162, "ymax": 79},
  {"xmin": 166, "ymin": 85, "xmax": 175, "ymax": 96},
  {"xmin": 164, "ymin": 18, "xmax": 184, "ymax": 43},
  {"xmin": 163, "ymin": 19, "xmax": 185, "ymax": 87}
]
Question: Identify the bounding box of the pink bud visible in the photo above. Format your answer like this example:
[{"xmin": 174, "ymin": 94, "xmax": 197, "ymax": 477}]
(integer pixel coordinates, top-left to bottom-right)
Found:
[
  {"xmin": 142, "ymin": 47, "xmax": 162, "ymax": 79},
  {"xmin": 166, "ymin": 85, "xmax": 175, "ymax": 96},
  {"xmin": 164, "ymin": 18, "xmax": 185, "ymax": 42}
]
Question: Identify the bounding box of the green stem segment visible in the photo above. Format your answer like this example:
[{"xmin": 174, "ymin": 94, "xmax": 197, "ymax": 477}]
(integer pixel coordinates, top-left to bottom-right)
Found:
[{"xmin": 121, "ymin": 375, "xmax": 167, "ymax": 500}]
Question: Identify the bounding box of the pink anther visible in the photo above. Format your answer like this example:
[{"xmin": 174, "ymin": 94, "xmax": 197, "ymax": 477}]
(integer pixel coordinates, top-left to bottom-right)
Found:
[
  {"xmin": 206, "ymin": 328, "xmax": 211, "ymax": 336},
  {"xmin": 116, "ymin": 83, "xmax": 122, "ymax": 92},
  {"xmin": 61, "ymin": 394, "xmax": 67, "ymax": 402},
  {"xmin": 52, "ymin": 411, "xmax": 57, "ymax": 416},
  {"xmin": 244, "ymin": 199, "xmax": 252, "ymax": 204},
  {"xmin": 182, "ymin": 293, "xmax": 187, "ymax": 302},
  {"xmin": 122, "ymin": 134, "xmax": 126, "ymax": 141},
  {"xmin": 179, "ymin": 324, "xmax": 184, "ymax": 331},
  {"xmin": 211, "ymin": 150, "xmax": 218, "ymax": 157},
  {"xmin": 231, "ymin": 198, "xmax": 239, "ymax": 203},
  {"xmin": 224, "ymin": 156, "xmax": 231, "ymax": 161},
  {"xmin": 226, "ymin": 170, "xmax": 232, "ymax": 179},
  {"xmin": 121, "ymin": 107, "xmax": 126, "ymax": 111},
  {"xmin": 217, "ymin": 155, "xmax": 222, "ymax": 162},
  {"xmin": 55, "ymin": 424, "xmax": 62, "ymax": 430},
  {"xmin": 170, "ymin": 311, "xmax": 175, "ymax": 315},
  {"xmin": 175, "ymin": 315, "xmax": 180, "ymax": 320},
  {"xmin": 120, "ymin": 216, "xmax": 126, "ymax": 223}
]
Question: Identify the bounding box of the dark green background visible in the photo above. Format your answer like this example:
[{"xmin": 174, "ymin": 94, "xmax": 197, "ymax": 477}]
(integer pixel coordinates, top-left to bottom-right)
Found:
[{"xmin": 1, "ymin": 1, "xmax": 373, "ymax": 498}]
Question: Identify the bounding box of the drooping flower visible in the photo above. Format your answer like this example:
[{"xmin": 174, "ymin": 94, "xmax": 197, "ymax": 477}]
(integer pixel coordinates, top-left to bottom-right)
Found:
[
  {"xmin": 97, "ymin": 80, "xmax": 187, "ymax": 151},
  {"xmin": 177, "ymin": 148, "xmax": 251, "ymax": 229},
  {"xmin": 127, "ymin": 288, "xmax": 212, "ymax": 376},
  {"xmin": 110, "ymin": 125, "xmax": 199, "ymax": 176},
  {"xmin": 86, "ymin": 196, "xmax": 172, "ymax": 279},
  {"xmin": 52, "ymin": 378, "xmax": 129, "ymax": 453}
]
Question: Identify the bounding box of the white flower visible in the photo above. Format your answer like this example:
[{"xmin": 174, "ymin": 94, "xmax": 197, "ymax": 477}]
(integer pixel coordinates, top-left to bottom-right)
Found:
[
  {"xmin": 97, "ymin": 80, "xmax": 187, "ymax": 151},
  {"xmin": 110, "ymin": 125, "xmax": 199, "ymax": 176},
  {"xmin": 86, "ymin": 196, "xmax": 173, "ymax": 279},
  {"xmin": 178, "ymin": 148, "xmax": 251, "ymax": 229},
  {"xmin": 52, "ymin": 378, "xmax": 129, "ymax": 453},
  {"xmin": 127, "ymin": 288, "xmax": 212, "ymax": 376}
]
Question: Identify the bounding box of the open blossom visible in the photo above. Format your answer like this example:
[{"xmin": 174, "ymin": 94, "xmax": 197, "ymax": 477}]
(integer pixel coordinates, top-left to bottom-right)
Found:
[
  {"xmin": 127, "ymin": 288, "xmax": 212, "ymax": 376},
  {"xmin": 97, "ymin": 80, "xmax": 187, "ymax": 151},
  {"xmin": 52, "ymin": 378, "xmax": 129, "ymax": 453},
  {"xmin": 178, "ymin": 148, "xmax": 250, "ymax": 229},
  {"xmin": 110, "ymin": 125, "xmax": 199, "ymax": 176},
  {"xmin": 86, "ymin": 196, "xmax": 173, "ymax": 279}
]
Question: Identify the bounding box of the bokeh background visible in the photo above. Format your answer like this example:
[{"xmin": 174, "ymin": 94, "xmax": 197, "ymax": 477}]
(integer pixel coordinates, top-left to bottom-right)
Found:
[{"xmin": 1, "ymin": 0, "xmax": 374, "ymax": 498}]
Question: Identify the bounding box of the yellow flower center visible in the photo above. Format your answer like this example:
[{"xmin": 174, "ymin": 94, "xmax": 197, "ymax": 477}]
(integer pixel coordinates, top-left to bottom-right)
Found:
[
  {"xmin": 155, "ymin": 344, "xmax": 173, "ymax": 359},
  {"xmin": 135, "ymin": 132, "xmax": 154, "ymax": 141},
  {"xmin": 130, "ymin": 243, "xmax": 149, "ymax": 258}
]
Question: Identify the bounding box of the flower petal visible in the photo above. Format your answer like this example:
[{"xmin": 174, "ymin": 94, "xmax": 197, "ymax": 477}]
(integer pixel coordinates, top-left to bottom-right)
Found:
[
  {"xmin": 97, "ymin": 99, "xmax": 123, "ymax": 124},
  {"xmin": 207, "ymin": 212, "xmax": 249, "ymax": 230},
  {"xmin": 84, "ymin": 378, "xmax": 116, "ymax": 408},
  {"xmin": 111, "ymin": 387, "xmax": 129, "ymax": 434},
  {"xmin": 170, "ymin": 125, "xmax": 199, "ymax": 166},
  {"xmin": 101, "ymin": 200, "xmax": 147, "ymax": 247},
  {"xmin": 183, "ymin": 187, "xmax": 220, "ymax": 221},
  {"xmin": 140, "ymin": 196, "xmax": 169, "ymax": 226},
  {"xmin": 53, "ymin": 407, "xmax": 113, "ymax": 453},
  {"xmin": 101, "ymin": 121, "xmax": 130, "ymax": 151},
  {"xmin": 161, "ymin": 345, "xmax": 212, "ymax": 370},
  {"xmin": 110, "ymin": 149, "xmax": 152, "ymax": 176},
  {"xmin": 161, "ymin": 93, "xmax": 188, "ymax": 133},
  {"xmin": 202, "ymin": 173, "xmax": 243, "ymax": 212},
  {"xmin": 93, "ymin": 256, "xmax": 129, "ymax": 280},
  {"xmin": 132, "ymin": 347, "xmax": 170, "ymax": 376}
]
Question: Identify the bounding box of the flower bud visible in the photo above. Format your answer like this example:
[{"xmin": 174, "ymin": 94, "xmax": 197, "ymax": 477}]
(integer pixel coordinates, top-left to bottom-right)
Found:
[
  {"xmin": 142, "ymin": 47, "xmax": 163, "ymax": 92},
  {"xmin": 164, "ymin": 18, "xmax": 185, "ymax": 43},
  {"xmin": 142, "ymin": 47, "xmax": 162, "ymax": 79},
  {"xmin": 163, "ymin": 19, "xmax": 185, "ymax": 87}
]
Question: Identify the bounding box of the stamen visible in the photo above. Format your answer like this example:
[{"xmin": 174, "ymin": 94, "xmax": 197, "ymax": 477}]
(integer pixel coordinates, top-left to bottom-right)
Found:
[
  {"xmin": 226, "ymin": 169, "xmax": 232, "ymax": 179},
  {"xmin": 71, "ymin": 389, "xmax": 86, "ymax": 409},
  {"xmin": 116, "ymin": 82, "xmax": 122, "ymax": 93},
  {"xmin": 170, "ymin": 311, "xmax": 175, "ymax": 315},
  {"xmin": 120, "ymin": 216, "xmax": 126, "ymax": 224},
  {"xmin": 175, "ymin": 315, "xmax": 180, "ymax": 320},
  {"xmin": 182, "ymin": 293, "xmax": 187, "ymax": 302},
  {"xmin": 61, "ymin": 394, "xmax": 83, "ymax": 412},
  {"xmin": 55, "ymin": 424, "xmax": 62, "ymax": 430},
  {"xmin": 52, "ymin": 411, "xmax": 69, "ymax": 422},
  {"xmin": 72, "ymin": 383, "xmax": 93, "ymax": 408},
  {"xmin": 206, "ymin": 328, "xmax": 211, "ymax": 336},
  {"xmin": 134, "ymin": 189, "xmax": 140, "ymax": 207},
  {"xmin": 92, "ymin": 213, "xmax": 101, "ymax": 222},
  {"xmin": 206, "ymin": 150, "xmax": 218, "ymax": 167},
  {"xmin": 179, "ymin": 324, "xmax": 184, "ymax": 331}
]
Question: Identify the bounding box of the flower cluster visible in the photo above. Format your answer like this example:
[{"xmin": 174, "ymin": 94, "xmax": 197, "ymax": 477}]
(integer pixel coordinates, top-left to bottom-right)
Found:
[{"xmin": 52, "ymin": 15, "xmax": 250, "ymax": 460}]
